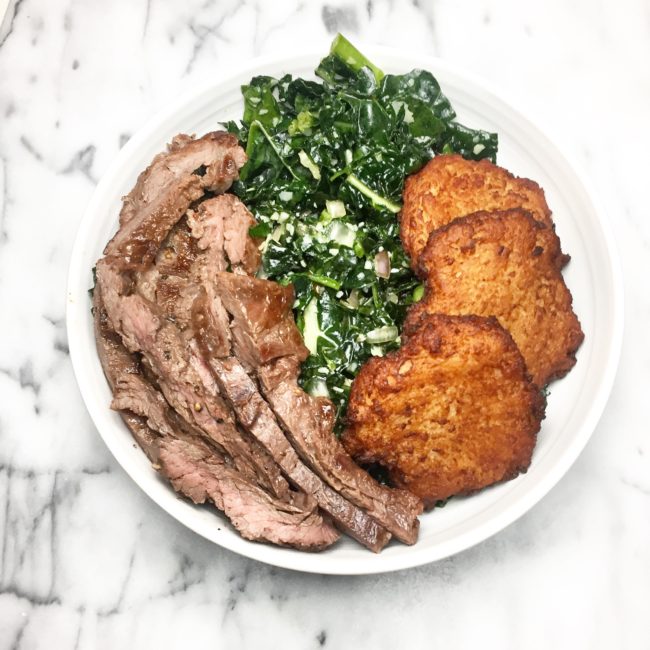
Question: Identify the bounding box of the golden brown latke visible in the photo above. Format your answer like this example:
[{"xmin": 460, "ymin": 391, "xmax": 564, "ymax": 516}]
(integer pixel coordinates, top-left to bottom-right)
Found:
[
  {"xmin": 415, "ymin": 208, "xmax": 584, "ymax": 387},
  {"xmin": 400, "ymin": 153, "xmax": 565, "ymax": 267},
  {"xmin": 342, "ymin": 313, "xmax": 545, "ymax": 508}
]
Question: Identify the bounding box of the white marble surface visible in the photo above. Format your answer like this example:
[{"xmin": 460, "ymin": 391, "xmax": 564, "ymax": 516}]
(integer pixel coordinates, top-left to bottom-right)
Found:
[{"xmin": 0, "ymin": 0, "xmax": 648, "ymax": 648}]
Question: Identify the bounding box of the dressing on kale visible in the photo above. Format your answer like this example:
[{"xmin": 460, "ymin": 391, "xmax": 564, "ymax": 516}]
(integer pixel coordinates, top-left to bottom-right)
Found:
[{"xmin": 225, "ymin": 34, "xmax": 497, "ymax": 431}]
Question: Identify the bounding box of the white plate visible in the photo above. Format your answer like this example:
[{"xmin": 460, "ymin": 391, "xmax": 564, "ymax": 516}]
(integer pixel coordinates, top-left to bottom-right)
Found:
[{"xmin": 66, "ymin": 48, "xmax": 623, "ymax": 575}]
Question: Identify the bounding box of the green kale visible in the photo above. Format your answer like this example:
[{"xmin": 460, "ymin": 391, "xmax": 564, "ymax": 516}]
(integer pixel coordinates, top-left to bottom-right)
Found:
[{"xmin": 226, "ymin": 34, "xmax": 498, "ymax": 431}]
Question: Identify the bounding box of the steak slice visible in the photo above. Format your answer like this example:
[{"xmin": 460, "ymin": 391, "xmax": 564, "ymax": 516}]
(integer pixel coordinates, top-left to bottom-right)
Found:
[
  {"xmin": 136, "ymin": 219, "xmax": 202, "ymax": 327},
  {"xmin": 93, "ymin": 286, "xmax": 164, "ymax": 461},
  {"xmin": 207, "ymin": 355, "xmax": 391, "ymax": 552},
  {"xmin": 94, "ymin": 287, "xmax": 338, "ymax": 550},
  {"xmin": 188, "ymin": 194, "xmax": 261, "ymax": 275},
  {"xmin": 154, "ymin": 218, "xmax": 201, "ymax": 276},
  {"xmin": 106, "ymin": 132, "xmax": 246, "ymax": 270},
  {"xmin": 105, "ymin": 175, "xmax": 204, "ymax": 270},
  {"xmin": 119, "ymin": 131, "xmax": 246, "ymax": 226},
  {"xmin": 184, "ymin": 195, "xmax": 260, "ymax": 353},
  {"xmin": 258, "ymin": 357, "xmax": 423, "ymax": 544},
  {"xmin": 158, "ymin": 438, "xmax": 339, "ymax": 550},
  {"xmin": 213, "ymin": 273, "xmax": 309, "ymax": 368}
]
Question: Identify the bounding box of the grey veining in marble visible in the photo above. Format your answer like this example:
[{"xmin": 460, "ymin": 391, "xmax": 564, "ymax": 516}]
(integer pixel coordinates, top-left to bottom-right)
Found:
[{"xmin": 0, "ymin": 0, "xmax": 649, "ymax": 648}]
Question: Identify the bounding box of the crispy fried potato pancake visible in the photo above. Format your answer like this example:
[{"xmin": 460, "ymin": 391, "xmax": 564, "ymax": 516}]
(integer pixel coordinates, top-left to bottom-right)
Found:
[
  {"xmin": 416, "ymin": 209, "xmax": 584, "ymax": 387},
  {"xmin": 343, "ymin": 314, "xmax": 545, "ymax": 508},
  {"xmin": 400, "ymin": 153, "xmax": 564, "ymax": 266}
]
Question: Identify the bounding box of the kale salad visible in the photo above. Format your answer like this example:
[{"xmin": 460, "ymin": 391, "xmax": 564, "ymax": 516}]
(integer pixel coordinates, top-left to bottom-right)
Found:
[{"xmin": 225, "ymin": 35, "xmax": 498, "ymax": 429}]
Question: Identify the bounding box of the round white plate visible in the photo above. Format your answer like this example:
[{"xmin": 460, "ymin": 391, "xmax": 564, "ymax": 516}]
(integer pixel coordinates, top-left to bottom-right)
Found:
[{"xmin": 67, "ymin": 48, "xmax": 623, "ymax": 575}]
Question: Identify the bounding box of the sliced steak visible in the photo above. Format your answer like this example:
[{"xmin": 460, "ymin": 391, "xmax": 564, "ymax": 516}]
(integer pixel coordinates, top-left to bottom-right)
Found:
[
  {"xmin": 213, "ymin": 273, "xmax": 309, "ymax": 368},
  {"xmin": 119, "ymin": 132, "xmax": 246, "ymax": 226},
  {"xmin": 154, "ymin": 218, "xmax": 201, "ymax": 276},
  {"xmin": 134, "ymin": 220, "xmax": 204, "ymax": 334},
  {"xmin": 220, "ymin": 194, "xmax": 261, "ymax": 274},
  {"xmin": 100, "ymin": 161, "xmax": 293, "ymax": 503},
  {"xmin": 183, "ymin": 195, "xmax": 256, "ymax": 351},
  {"xmin": 105, "ymin": 186, "xmax": 297, "ymax": 503},
  {"xmin": 208, "ymin": 356, "xmax": 391, "ymax": 552},
  {"xmin": 93, "ymin": 286, "xmax": 163, "ymax": 461},
  {"xmin": 170, "ymin": 199, "xmax": 391, "ymax": 550},
  {"xmin": 158, "ymin": 438, "xmax": 339, "ymax": 550},
  {"xmin": 258, "ymin": 357, "xmax": 423, "ymax": 544},
  {"xmin": 106, "ymin": 132, "xmax": 246, "ymax": 270},
  {"xmin": 192, "ymin": 286, "xmax": 231, "ymax": 359},
  {"xmin": 95, "ymin": 289, "xmax": 338, "ymax": 549},
  {"xmin": 97, "ymin": 260, "xmax": 294, "ymax": 502},
  {"xmin": 188, "ymin": 194, "xmax": 261, "ymax": 275},
  {"xmin": 141, "ymin": 195, "xmax": 259, "ymax": 349}
]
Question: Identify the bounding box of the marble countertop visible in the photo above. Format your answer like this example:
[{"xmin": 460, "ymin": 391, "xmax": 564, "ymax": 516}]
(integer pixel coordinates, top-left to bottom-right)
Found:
[{"xmin": 1, "ymin": 0, "xmax": 648, "ymax": 648}]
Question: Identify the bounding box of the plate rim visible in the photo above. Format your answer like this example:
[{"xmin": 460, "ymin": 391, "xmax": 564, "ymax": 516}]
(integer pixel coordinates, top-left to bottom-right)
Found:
[{"xmin": 66, "ymin": 46, "xmax": 624, "ymax": 575}]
